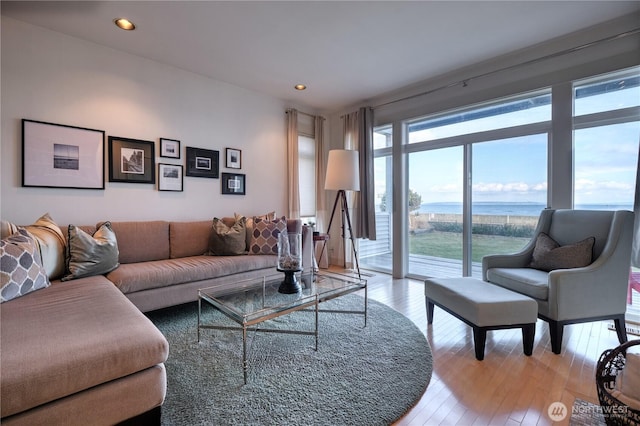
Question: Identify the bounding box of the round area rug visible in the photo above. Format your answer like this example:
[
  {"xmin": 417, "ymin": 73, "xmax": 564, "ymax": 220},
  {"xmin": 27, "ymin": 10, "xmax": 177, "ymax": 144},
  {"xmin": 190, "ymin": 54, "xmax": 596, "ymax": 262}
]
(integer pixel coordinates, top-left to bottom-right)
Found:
[{"xmin": 147, "ymin": 294, "xmax": 432, "ymax": 426}]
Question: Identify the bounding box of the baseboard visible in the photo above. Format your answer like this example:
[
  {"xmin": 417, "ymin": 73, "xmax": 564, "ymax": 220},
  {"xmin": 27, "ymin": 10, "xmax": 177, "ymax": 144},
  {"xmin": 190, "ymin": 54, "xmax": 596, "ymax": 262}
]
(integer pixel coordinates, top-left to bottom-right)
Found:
[{"xmin": 608, "ymin": 321, "xmax": 640, "ymax": 336}]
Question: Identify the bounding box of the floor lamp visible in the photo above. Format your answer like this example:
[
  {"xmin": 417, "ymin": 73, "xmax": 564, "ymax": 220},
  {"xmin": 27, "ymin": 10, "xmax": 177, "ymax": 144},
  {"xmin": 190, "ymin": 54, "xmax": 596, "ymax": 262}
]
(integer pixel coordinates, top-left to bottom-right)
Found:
[{"xmin": 321, "ymin": 149, "xmax": 361, "ymax": 279}]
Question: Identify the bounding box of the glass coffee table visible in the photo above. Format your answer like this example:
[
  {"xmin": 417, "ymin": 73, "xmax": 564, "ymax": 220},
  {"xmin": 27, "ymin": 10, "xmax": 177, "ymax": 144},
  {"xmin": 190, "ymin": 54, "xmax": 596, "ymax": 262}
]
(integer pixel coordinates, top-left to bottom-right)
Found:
[{"xmin": 197, "ymin": 270, "xmax": 367, "ymax": 384}]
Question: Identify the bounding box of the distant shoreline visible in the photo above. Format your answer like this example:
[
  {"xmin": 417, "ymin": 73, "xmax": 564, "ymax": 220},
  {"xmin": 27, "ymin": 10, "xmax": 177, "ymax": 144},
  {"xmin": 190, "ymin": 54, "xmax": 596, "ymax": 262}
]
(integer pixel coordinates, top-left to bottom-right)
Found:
[{"xmin": 417, "ymin": 202, "xmax": 633, "ymax": 216}]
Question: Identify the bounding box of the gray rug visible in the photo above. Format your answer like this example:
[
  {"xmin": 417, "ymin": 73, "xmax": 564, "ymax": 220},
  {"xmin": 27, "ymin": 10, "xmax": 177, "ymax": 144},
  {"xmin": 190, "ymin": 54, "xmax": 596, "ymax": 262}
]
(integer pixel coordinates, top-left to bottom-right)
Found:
[{"xmin": 147, "ymin": 294, "xmax": 432, "ymax": 425}]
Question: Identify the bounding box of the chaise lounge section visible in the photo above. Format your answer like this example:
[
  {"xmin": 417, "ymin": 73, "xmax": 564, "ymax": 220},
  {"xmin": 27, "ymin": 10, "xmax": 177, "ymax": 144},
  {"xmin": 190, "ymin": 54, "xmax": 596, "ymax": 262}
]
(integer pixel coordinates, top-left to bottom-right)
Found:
[{"xmin": 1, "ymin": 214, "xmax": 312, "ymax": 424}]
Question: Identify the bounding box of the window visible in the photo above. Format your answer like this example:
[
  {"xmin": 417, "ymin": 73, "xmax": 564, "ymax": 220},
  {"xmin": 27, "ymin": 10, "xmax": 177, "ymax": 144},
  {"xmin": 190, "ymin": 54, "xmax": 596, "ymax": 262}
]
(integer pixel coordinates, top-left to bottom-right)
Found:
[
  {"xmin": 405, "ymin": 90, "xmax": 550, "ymax": 277},
  {"xmin": 297, "ymin": 113, "xmax": 317, "ymax": 220},
  {"xmin": 573, "ymin": 66, "xmax": 640, "ymax": 321}
]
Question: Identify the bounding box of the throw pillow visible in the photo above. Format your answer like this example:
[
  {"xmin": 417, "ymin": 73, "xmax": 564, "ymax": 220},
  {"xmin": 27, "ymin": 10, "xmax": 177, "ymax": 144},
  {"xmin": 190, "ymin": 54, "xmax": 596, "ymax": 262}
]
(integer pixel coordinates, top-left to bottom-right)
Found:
[
  {"xmin": 0, "ymin": 213, "xmax": 66, "ymax": 280},
  {"xmin": 529, "ymin": 232, "xmax": 595, "ymax": 272},
  {"xmin": 62, "ymin": 222, "xmax": 120, "ymax": 281},
  {"xmin": 208, "ymin": 216, "xmax": 247, "ymax": 255},
  {"xmin": 249, "ymin": 217, "xmax": 287, "ymax": 255},
  {"xmin": 1, "ymin": 228, "xmax": 50, "ymax": 303},
  {"xmin": 615, "ymin": 352, "xmax": 640, "ymax": 402},
  {"xmin": 235, "ymin": 211, "xmax": 277, "ymax": 251}
]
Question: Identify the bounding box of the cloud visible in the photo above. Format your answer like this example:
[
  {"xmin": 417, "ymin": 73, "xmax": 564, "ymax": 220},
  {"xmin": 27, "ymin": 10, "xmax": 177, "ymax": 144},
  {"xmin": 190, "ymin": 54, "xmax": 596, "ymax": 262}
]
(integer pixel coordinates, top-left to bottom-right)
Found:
[{"xmin": 473, "ymin": 181, "xmax": 547, "ymax": 193}]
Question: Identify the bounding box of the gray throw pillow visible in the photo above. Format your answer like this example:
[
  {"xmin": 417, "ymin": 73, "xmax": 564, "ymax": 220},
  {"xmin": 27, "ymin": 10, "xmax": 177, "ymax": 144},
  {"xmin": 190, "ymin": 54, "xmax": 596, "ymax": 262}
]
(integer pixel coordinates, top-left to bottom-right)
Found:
[
  {"xmin": 208, "ymin": 216, "xmax": 246, "ymax": 256},
  {"xmin": 62, "ymin": 222, "xmax": 120, "ymax": 281},
  {"xmin": 529, "ymin": 232, "xmax": 595, "ymax": 272},
  {"xmin": 1, "ymin": 228, "xmax": 50, "ymax": 302}
]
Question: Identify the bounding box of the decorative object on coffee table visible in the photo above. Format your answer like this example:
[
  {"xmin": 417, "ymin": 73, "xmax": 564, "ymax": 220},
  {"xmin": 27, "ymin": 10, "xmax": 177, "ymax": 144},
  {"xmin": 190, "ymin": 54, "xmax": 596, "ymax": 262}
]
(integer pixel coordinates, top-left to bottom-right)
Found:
[{"xmin": 277, "ymin": 232, "xmax": 302, "ymax": 293}]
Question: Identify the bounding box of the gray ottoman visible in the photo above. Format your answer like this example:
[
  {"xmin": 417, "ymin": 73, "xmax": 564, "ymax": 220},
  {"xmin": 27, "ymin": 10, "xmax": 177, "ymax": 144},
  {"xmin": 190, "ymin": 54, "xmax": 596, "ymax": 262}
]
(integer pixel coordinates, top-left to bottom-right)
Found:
[{"xmin": 425, "ymin": 277, "xmax": 538, "ymax": 360}]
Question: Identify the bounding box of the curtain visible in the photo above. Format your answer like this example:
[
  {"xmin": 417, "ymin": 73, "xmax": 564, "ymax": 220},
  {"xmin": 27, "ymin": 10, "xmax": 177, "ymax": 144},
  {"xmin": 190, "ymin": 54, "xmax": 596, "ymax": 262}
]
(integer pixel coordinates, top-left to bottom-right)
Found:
[
  {"xmin": 355, "ymin": 107, "xmax": 376, "ymax": 240},
  {"xmin": 633, "ymin": 140, "xmax": 640, "ymax": 268},
  {"xmin": 286, "ymin": 109, "xmax": 300, "ymax": 219},
  {"xmin": 314, "ymin": 115, "xmax": 327, "ymax": 233}
]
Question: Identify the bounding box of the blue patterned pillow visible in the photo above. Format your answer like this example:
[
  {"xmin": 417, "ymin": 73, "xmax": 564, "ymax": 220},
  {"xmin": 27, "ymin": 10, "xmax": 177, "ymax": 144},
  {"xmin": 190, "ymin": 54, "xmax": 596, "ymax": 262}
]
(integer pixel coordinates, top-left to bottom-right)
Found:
[{"xmin": 1, "ymin": 228, "xmax": 50, "ymax": 303}]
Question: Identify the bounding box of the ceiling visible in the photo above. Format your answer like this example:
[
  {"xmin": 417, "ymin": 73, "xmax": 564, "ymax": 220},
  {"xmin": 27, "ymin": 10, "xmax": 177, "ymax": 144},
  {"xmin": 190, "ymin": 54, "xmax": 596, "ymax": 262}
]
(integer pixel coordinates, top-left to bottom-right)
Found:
[{"xmin": 2, "ymin": 1, "xmax": 639, "ymax": 112}]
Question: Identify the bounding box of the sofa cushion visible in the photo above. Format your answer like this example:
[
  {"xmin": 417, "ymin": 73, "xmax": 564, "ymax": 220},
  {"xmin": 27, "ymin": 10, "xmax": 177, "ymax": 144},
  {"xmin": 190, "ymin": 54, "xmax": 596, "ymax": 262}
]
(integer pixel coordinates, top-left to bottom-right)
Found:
[
  {"xmin": 485, "ymin": 267, "xmax": 550, "ymax": 300},
  {"xmin": 108, "ymin": 221, "xmax": 170, "ymax": 263},
  {"xmin": 63, "ymin": 222, "xmax": 120, "ymax": 281},
  {"xmin": 249, "ymin": 217, "xmax": 287, "ymax": 255},
  {"xmin": 106, "ymin": 254, "xmax": 277, "ymax": 293},
  {"xmin": 0, "ymin": 276, "xmax": 169, "ymax": 418},
  {"xmin": 169, "ymin": 220, "xmax": 210, "ymax": 258},
  {"xmin": 529, "ymin": 232, "xmax": 595, "ymax": 272},
  {"xmin": 0, "ymin": 228, "xmax": 50, "ymax": 303},
  {"xmin": 209, "ymin": 217, "xmax": 246, "ymax": 255}
]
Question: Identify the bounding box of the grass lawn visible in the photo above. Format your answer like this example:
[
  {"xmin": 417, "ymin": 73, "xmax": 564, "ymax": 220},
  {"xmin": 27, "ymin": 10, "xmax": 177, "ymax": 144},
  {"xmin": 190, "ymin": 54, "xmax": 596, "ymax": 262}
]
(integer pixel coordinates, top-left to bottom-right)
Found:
[{"xmin": 409, "ymin": 231, "xmax": 530, "ymax": 263}]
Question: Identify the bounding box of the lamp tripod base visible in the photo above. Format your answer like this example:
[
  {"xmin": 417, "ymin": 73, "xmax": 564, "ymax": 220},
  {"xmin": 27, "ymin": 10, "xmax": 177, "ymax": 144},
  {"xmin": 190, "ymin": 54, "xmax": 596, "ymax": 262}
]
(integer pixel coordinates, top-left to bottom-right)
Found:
[{"xmin": 277, "ymin": 268, "xmax": 302, "ymax": 294}]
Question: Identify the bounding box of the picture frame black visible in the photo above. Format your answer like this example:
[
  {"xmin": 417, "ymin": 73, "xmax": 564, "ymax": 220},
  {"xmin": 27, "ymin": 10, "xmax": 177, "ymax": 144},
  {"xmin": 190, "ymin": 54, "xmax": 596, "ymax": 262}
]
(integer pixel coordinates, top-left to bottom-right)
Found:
[
  {"xmin": 158, "ymin": 163, "xmax": 183, "ymax": 192},
  {"xmin": 160, "ymin": 138, "xmax": 181, "ymax": 159},
  {"xmin": 186, "ymin": 147, "xmax": 219, "ymax": 178},
  {"xmin": 226, "ymin": 148, "xmax": 242, "ymax": 169},
  {"xmin": 221, "ymin": 172, "xmax": 246, "ymax": 195},
  {"xmin": 22, "ymin": 119, "xmax": 105, "ymax": 189},
  {"xmin": 108, "ymin": 136, "xmax": 155, "ymax": 184}
]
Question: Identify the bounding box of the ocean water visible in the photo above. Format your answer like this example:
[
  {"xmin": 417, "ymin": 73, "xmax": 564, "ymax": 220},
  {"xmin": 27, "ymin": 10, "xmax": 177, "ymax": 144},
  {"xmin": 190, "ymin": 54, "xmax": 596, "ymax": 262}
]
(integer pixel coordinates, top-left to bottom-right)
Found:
[{"xmin": 418, "ymin": 202, "xmax": 634, "ymax": 216}]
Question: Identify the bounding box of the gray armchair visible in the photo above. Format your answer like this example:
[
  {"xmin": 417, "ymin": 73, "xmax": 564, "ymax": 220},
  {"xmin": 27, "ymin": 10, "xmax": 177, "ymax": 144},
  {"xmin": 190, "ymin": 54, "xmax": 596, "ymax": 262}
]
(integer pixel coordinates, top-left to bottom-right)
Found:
[{"xmin": 483, "ymin": 209, "xmax": 634, "ymax": 354}]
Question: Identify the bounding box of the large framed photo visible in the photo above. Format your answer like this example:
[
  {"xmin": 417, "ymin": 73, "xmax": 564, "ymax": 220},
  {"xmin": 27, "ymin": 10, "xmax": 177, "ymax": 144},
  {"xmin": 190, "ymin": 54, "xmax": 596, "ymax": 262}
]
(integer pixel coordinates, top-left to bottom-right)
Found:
[
  {"xmin": 186, "ymin": 147, "xmax": 219, "ymax": 178},
  {"xmin": 160, "ymin": 138, "xmax": 180, "ymax": 159},
  {"xmin": 108, "ymin": 136, "xmax": 155, "ymax": 184},
  {"xmin": 158, "ymin": 163, "xmax": 183, "ymax": 192},
  {"xmin": 221, "ymin": 172, "xmax": 245, "ymax": 195},
  {"xmin": 22, "ymin": 119, "xmax": 105, "ymax": 189},
  {"xmin": 225, "ymin": 148, "xmax": 241, "ymax": 169}
]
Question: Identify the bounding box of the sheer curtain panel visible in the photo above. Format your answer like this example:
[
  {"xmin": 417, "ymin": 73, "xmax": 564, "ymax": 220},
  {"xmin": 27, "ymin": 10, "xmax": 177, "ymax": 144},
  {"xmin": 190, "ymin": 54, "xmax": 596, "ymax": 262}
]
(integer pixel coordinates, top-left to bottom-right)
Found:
[{"xmin": 287, "ymin": 109, "xmax": 300, "ymax": 219}]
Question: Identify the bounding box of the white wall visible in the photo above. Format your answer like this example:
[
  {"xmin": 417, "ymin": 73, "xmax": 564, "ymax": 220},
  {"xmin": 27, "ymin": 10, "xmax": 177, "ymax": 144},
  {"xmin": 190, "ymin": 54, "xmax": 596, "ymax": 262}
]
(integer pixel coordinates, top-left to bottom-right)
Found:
[{"xmin": 1, "ymin": 17, "xmax": 289, "ymax": 225}]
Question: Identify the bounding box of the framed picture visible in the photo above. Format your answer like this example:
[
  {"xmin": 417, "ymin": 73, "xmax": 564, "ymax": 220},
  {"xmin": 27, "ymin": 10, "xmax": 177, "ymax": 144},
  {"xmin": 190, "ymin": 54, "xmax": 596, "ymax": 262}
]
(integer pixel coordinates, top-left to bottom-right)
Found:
[
  {"xmin": 221, "ymin": 172, "xmax": 246, "ymax": 195},
  {"xmin": 160, "ymin": 138, "xmax": 180, "ymax": 159},
  {"xmin": 108, "ymin": 136, "xmax": 155, "ymax": 184},
  {"xmin": 22, "ymin": 119, "xmax": 105, "ymax": 189},
  {"xmin": 158, "ymin": 163, "xmax": 183, "ymax": 192},
  {"xmin": 226, "ymin": 148, "xmax": 242, "ymax": 169},
  {"xmin": 186, "ymin": 147, "xmax": 219, "ymax": 178}
]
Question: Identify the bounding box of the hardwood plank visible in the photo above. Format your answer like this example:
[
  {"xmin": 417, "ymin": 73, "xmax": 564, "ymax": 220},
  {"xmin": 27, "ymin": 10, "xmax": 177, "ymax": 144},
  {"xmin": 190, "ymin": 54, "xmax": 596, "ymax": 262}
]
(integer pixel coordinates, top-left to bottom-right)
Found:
[{"xmin": 334, "ymin": 268, "xmax": 625, "ymax": 426}]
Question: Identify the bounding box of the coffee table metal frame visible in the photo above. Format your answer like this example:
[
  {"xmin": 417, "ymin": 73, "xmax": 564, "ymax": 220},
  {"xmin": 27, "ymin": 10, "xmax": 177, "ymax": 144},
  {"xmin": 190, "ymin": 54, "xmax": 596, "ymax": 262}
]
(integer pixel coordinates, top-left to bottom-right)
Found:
[{"xmin": 197, "ymin": 271, "xmax": 367, "ymax": 384}]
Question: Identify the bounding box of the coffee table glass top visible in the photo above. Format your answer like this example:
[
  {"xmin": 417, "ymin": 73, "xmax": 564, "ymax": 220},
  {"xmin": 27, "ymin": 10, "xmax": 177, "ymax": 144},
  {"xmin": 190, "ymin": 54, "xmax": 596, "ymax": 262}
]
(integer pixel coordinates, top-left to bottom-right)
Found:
[{"xmin": 198, "ymin": 271, "xmax": 366, "ymax": 325}]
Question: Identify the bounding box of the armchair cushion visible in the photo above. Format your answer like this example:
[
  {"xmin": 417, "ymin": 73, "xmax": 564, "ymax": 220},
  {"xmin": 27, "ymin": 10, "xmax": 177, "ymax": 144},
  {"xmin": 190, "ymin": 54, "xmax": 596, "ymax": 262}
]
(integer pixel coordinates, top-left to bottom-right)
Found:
[
  {"xmin": 529, "ymin": 232, "xmax": 594, "ymax": 272},
  {"xmin": 486, "ymin": 267, "xmax": 550, "ymax": 300}
]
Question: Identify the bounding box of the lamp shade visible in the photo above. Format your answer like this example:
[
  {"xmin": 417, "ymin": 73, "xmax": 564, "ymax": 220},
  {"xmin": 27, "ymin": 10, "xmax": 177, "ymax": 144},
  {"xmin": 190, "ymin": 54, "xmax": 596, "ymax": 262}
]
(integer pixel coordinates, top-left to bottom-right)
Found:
[{"xmin": 324, "ymin": 149, "xmax": 360, "ymax": 191}]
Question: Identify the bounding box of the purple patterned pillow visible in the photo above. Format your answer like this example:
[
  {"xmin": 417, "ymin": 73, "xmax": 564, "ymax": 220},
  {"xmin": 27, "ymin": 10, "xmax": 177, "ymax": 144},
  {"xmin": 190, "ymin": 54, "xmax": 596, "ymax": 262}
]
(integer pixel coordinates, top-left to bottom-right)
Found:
[
  {"xmin": 249, "ymin": 217, "xmax": 287, "ymax": 255},
  {"xmin": 1, "ymin": 228, "xmax": 50, "ymax": 303}
]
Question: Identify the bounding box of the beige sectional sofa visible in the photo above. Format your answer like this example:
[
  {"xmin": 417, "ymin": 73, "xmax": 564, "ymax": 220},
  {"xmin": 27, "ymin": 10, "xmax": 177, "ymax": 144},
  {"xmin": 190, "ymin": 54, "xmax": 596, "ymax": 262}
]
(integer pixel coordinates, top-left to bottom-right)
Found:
[{"xmin": 1, "ymin": 215, "xmax": 311, "ymax": 425}]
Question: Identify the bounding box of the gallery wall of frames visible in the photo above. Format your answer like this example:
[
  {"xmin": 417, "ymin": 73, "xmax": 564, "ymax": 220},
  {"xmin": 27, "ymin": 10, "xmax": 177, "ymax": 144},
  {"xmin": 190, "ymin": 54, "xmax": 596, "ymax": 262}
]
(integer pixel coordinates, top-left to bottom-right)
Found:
[{"xmin": 21, "ymin": 119, "xmax": 246, "ymax": 195}]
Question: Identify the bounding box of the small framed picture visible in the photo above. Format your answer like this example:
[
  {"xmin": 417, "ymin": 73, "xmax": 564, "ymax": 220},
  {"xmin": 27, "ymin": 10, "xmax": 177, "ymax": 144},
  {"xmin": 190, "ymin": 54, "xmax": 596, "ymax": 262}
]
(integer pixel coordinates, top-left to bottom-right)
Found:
[
  {"xmin": 108, "ymin": 136, "xmax": 155, "ymax": 184},
  {"xmin": 186, "ymin": 147, "xmax": 219, "ymax": 178},
  {"xmin": 22, "ymin": 119, "xmax": 105, "ymax": 189},
  {"xmin": 160, "ymin": 138, "xmax": 180, "ymax": 159},
  {"xmin": 226, "ymin": 148, "xmax": 242, "ymax": 169},
  {"xmin": 221, "ymin": 172, "xmax": 245, "ymax": 195},
  {"xmin": 158, "ymin": 163, "xmax": 183, "ymax": 192}
]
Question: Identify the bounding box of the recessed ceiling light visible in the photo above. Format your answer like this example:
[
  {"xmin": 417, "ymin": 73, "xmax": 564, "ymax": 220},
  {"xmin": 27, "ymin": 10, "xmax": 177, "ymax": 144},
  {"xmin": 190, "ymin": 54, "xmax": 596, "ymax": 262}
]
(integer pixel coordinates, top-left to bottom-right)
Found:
[
  {"xmin": 294, "ymin": 84, "xmax": 307, "ymax": 91},
  {"xmin": 114, "ymin": 18, "xmax": 135, "ymax": 31}
]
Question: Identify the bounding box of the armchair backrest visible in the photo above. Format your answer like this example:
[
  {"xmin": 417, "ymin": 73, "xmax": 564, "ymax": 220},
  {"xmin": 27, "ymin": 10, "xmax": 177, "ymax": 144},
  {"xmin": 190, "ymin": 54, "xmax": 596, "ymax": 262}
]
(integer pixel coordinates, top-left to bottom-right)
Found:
[{"xmin": 540, "ymin": 209, "xmax": 621, "ymax": 260}]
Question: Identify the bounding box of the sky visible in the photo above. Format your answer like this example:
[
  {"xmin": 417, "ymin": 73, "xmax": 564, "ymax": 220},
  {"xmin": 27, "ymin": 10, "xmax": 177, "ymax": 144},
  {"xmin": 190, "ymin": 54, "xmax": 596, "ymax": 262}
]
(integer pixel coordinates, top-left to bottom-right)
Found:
[{"xmin": 374, "ymin": 83, "xmax": 639, "ymax": 208}]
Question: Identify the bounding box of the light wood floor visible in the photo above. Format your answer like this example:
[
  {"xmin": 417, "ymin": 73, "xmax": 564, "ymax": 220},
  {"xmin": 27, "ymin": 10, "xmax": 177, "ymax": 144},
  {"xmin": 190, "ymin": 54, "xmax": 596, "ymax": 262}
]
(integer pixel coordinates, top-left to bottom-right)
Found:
[{"xmin": 354, "ymin": 269, "xmax": 627, "ymax": 426}]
